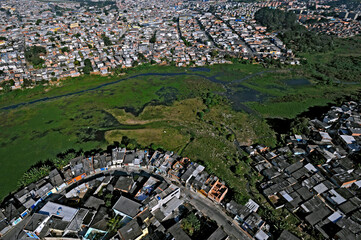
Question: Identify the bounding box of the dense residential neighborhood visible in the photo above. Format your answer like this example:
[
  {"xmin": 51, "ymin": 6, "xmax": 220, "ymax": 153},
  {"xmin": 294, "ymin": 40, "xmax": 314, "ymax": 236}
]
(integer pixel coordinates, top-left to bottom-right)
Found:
[
  {"xmin": 0, "ymin": 142, "xmax": 256, "ymax": 239},
  {"xmin": 1, "ymin": 0, "xmax": 360, "ymax": 90},
  {"xmin": 248, "ymin": 101, "xmax": 361, "ymax": 240},
  {"xmin": 0, "ymin": 0, "xmax": 301, "ymax": 90},
  {"xmin": 1, "ymin": 100, "xmax": 361, "ymax": 239}
]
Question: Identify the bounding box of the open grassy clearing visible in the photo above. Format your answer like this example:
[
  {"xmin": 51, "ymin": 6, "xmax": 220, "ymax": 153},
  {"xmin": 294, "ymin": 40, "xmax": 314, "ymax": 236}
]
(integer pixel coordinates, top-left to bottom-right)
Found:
[{"xmin": 105, "ymin": 127, "xmax": 189, "ymax": 153}]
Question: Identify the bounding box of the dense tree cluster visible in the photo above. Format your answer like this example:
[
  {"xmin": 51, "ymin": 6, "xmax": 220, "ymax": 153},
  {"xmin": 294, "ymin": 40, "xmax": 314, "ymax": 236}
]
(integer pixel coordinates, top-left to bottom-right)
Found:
[
  {"xmin": 0, "ymin": 79, "xmax": 14, "ymax": 92},
  {"xmin": 101, "ymin": 33, "xmax": 112, "ymax": 46},
  {"xmin": 280, "ymin": 30, "xmax": 334, "ymax": 53},
  {"xmin": 255, "ymin": 8, "xmax": 334, "ymax": 53},
  {"xmin": 254, "ymin": 8, "xmax": 297, "ymax": 31},
  {"xmin": 314, "ymin": 56, "xmax": 361, "ymax": 83},
  {"xmin": 83, "ymin": 58, "xmax": 93, "ymax": 74},
  {"xmin": 150, "ymin": 31, "xmax": 157, "ymax": 44},
  {"xmin": 18, "ymin": 165, "xmax": 51, "ymax": 187},
  {"xmin": 181, "ymin": 213, "xmax": 201, "ymax": 236},
  {"xmin": 25, "ymin": 46, "xmax": 46, "ymax": 68}
]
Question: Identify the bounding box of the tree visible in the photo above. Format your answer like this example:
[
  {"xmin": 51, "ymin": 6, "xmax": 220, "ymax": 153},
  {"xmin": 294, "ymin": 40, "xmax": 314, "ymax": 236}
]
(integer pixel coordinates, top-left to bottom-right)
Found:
[
  {"xmin": 255, "ymin": 8, "xmax": 297, "ymax": 31},
  {"xmin": 291, "ymin": 117, "xmax": 309, "ymax": 135},
  {"xmin": 105, "ymin": 194, "xmax": 112, "ymax": 207},
  {"xmin": 227, "ymin": 133, "xmax": 235, "ymax": 142},
  {"xmin": 101, "ymin": 33, "xmax": 112, "ymax": 46},
  {"xmin": 1, "ymin": 81, "xmax": 12, "ymax": 92},
  {"xmin": 132, "ymin": 61, "xmax": 139, "ymax": 67},
  {"xmin": 197, "ymin": 111, "xmax": 204, "ymax": 120},
  {"xmin": 235, "ymin": 193, "xmax": 249, "ymax": 205},
  {"xmin": 210, "ymin": 49, "xmax": 218, "ymax": 58},
  {"xmin": 83, "ymin": 59, "xmax": 93, "ymax": 74},
  {"xmin": 61, "ymin": 47, "xmax": 70, "ymax": 53},
  {"xmin": 150, "ymin": 31, "xmax": 157, "ymax": 43},
  {"xmin": 107, "ymin": 216, "xmax": 121, "ymax": 232},
  {"xmin": 22, "ymin": 79, "xmax": 33, "ymax": 88},
  {"xmin": 18, "ymin": 165, "xmax": 51, "ymax": 187},
  {"xmin": 25, "ymin": 46, "xmax": 46, "ymax": 68},
  {"xmin": 181, "ymin": 213, "xmax": 201, "ymax": 236}
]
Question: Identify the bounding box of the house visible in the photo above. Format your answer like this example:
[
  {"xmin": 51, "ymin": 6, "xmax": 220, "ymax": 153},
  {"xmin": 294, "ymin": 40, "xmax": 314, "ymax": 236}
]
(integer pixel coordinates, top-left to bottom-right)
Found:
[
  {"xmin": 167, "ymin": 221, "xmax": 191, "ymax": 240},
  {"xmin": 180, "ymin": 163, "xmax": 205, "ymax": 185},
  {"xmin": 123, "ymin": 150, "xmax": 136, "ymax": 166},
  {"xmin": 84, "ymin": 206, "xmax": 108, "ymax": 239},
  {"xmin": 331, "ymin": 172, "xmax": 357, "ymax": 188},
  {"xmin": 316, "ymin": 132, "xmax": 333, "ymax": 143},
  {"xmin": 3, "ymin": 201, "xmax": 20, "ymax": 223},
  {"xmin": 305, "ymin": 205, "xmax": 332, "ymax": 226},
  {"xmin": 63, "ymin": 208, "xmax": 89, "ymax": 237},
  {"xmin": 135, "ymin": 176, "xmax": 160, "ymax": 202},
  {"xmin": 241, "ymin": 212, "xmax": 265, "ymax": 237},
  {"xmin": 23, "ymin": 213, "xmax": 49, "ymax": 239},
  {"xmin": 118, "ymin": 219, "xmax": 146, "ymax": 240},
  {"xmin": 338, "ymin": 135, "xmax": 360, "ymax": 152},
  {"xmin": 278, "ymin": 230, "xmax": 300, "ymax": 240},
  {"xmin": 114, "ymin": 176, "xmax": 134, "ymax": 193},
  {"xmin": 48, "ymin": 169, "xmax": 64, "ymax": 187},
  {"xmin": 35, "ymin": 182, "xmax": 53, "ymax": 199},
  {"xmin": 153, "ymin": 195, "xmax": 184, "ymax": 222},
  {"xmin": 38, "ymin": 202, "xmax": 78, "ymax": 222},
  {"xmin": 46, "ymin": 215, "xmax": 69, "ymax": 237},
  {"xmin": 207, "ymin": 227, "xmax": 227, "ymax": 240},
  {"xmin": 255, "ymin": 229, "xmax": 271, "ymax": 240},
  {"xmin": 14, "ymin": 189, "xmax": 35, "ymax": 209},
  {"xmin": 207, "ymin": 179, "xmax": 228, "ymax": 203},
  {"xmin": 112, "ymin": 148, "xmax": 126, "ymax": 165},
  {"xmin": 112, "ymin": 196, "xmax": 142, "ymax": 219},
  {"xmin": 149, "ymin": 184, "xmax": 181, "ymax": 213},
  {"xmin": 84, "ymin": 196, "xmax": 105, "ymax": 210}
]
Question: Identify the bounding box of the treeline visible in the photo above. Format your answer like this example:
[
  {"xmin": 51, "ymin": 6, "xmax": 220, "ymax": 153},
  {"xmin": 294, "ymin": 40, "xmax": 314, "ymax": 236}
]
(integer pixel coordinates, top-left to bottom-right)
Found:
[
  {"xmin": 15, "ymin": 136, "xmax": 168, "ymax": 189},
  {"xmin": 313, "ymin": 56, "xmax": 361, "ymax": 83},
  {"xmin": 280, "ymin": 30, "xmax": 334, "ymax": 53},
  {"xmin": 17, "ymin": 150, "xmax": 79, "ymax": 187},
  {"xmin": 255, "ymin": 8, "xmax": 334, "ymax": 53}
]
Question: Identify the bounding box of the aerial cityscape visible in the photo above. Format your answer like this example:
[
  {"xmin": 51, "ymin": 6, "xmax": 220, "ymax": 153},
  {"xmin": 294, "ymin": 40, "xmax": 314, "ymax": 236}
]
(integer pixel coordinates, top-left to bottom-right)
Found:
[{"xmin": 0, "ymin": 0, "xmax": 361, "ymax": 239}]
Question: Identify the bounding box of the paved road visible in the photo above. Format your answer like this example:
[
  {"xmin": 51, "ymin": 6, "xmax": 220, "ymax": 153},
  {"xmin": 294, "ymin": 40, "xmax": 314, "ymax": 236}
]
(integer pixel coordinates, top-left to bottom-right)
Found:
[
  {"xmin": 182, "ymin": 186, "xmax": 250, "ymax": 240},
  {"xmin": 2, "ymin": 215, "xmax": 31, "ymax": 240}
]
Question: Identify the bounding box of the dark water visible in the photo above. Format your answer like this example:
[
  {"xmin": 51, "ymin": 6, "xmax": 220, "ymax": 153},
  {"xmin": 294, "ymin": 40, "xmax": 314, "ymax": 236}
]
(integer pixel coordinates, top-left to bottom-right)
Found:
[
  {"xmin": 266, "ymin": 103, "xmax": 335, "ymax": 141},
  {"xmin": 266, "ymin": 93, "xmax": 361, "ymax": 135},
  {"xmin": 189, "ymin": 67, "xmax": 210, "ymax": 72},
  {"xmin": 285, "ymin": 78, "xmax": 310, "ymax": 86}
]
